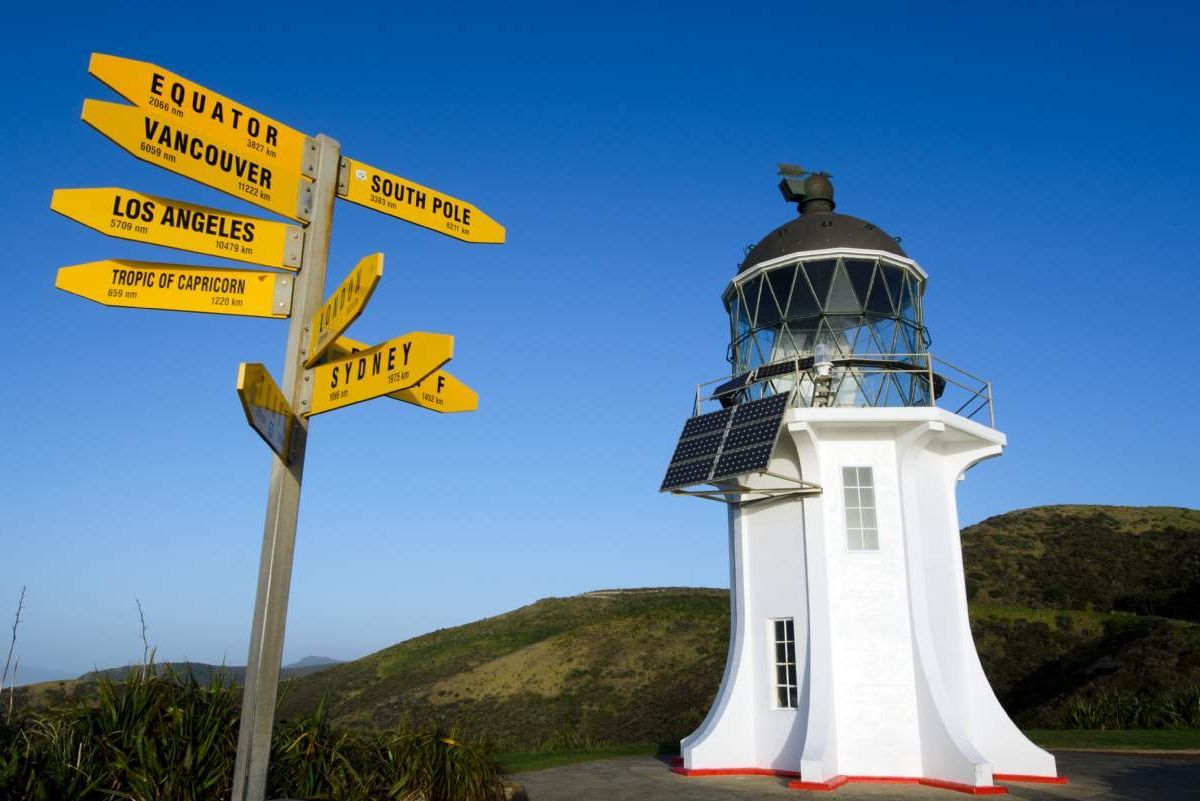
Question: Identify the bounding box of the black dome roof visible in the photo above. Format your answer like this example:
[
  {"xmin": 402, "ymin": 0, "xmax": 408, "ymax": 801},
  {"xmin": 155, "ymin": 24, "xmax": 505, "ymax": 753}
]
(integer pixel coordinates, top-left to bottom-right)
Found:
[{"xmin": 739, "ymin": 211, "xmax": 907, "ymax": 273}]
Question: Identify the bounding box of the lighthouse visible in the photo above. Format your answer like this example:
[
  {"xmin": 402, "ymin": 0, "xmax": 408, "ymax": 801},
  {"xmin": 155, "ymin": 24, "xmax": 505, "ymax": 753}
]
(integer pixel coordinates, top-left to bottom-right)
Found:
[{"xmin": 661, "ymin": 170, "xmax": 1063, "ymax": 793}]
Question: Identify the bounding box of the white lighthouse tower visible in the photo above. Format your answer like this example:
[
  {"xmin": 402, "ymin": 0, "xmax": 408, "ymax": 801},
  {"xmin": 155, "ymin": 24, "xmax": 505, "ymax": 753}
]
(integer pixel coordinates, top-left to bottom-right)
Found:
[{"xmin": 662, "ymin": 170, "xmax": 1063, "ymax": 794}]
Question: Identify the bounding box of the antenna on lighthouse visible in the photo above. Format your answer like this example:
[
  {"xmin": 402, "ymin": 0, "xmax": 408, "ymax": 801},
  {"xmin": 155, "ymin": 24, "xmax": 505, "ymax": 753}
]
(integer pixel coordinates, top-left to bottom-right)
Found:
[{"xmin": 776, "ymin": 165, "xmax": 835, "ymax": 213}]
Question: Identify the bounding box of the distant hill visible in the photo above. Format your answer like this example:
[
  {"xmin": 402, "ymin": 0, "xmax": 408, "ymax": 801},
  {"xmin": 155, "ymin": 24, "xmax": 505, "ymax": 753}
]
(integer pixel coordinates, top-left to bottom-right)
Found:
[
  {"xmin": 276, "ymin": 506, "xmax": 1200, "ymax": 747},
  {"xmin": 80, "ymin": 656, "xmax": 342, "ymax": 684},
  {"xmin": 13, "ymin": 656, "xmax": 343, "ymax": 712},
  {"xmin": 962, "ymin": 505, "xmax": 1200, "ymax": 621}
]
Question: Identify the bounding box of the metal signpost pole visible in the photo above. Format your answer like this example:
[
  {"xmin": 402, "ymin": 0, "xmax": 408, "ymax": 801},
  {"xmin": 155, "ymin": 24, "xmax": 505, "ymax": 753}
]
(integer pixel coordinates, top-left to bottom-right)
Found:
[{"xmin": 231, "ymin": 133, "xmax": 340, "ymax": 801}]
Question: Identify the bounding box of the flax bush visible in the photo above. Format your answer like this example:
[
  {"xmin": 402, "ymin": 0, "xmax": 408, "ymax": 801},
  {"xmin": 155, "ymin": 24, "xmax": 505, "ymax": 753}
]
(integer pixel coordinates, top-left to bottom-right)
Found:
[{"xmin": 0, "ymin": 664, "xmax": 503, "ymax": 801}]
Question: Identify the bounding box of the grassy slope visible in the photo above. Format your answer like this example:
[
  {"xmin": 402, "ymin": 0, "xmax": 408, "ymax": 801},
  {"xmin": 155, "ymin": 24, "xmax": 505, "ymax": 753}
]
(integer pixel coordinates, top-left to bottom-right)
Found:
[
  {"xmin": 962, "ymin": 505, "xmax": 1200, "ymax": 621},
  {"xmin": 274, "ymin": 506, "xmax": 1200, "ymax": 750},
  {"xmin": 18, "ymin": 506, "xmax": 1198, "ymax": 753},
  {"xmin": 279, "ymin": 588, "xmax": 730, "ymax": 750},
  {"xmin": 969, "ymin": 605, "xmax": 1200, "ymax": 726}
]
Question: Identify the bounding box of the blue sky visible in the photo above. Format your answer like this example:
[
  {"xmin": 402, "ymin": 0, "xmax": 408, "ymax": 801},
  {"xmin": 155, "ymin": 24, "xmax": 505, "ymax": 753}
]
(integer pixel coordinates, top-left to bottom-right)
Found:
[{"xmin": 2, "ymin": 2, "xmax": 1197, "ymax": 679}]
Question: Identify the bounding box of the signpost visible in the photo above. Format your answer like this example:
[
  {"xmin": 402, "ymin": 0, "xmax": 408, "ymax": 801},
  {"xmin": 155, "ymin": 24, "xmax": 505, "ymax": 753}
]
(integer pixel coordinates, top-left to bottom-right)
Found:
[
  {"xmin": 305, "ymin": 253, "xmax": 383, "ymax": 367},
  {"xmin": 82, "ymin": 99, "xmax": 314, "ymax": 222},
  {"xmin": 56, "ymin": 259, "xmax": 292, "ymax": 318},
  {"xmin": 229, "ymin": 133, "xmax": 337, "ymax": 801},
  {"xmin": 302, "ymin": 332, "xmax": 454, "ymax": 416},
  {"xmin": 339, "ymin": 156, "xmax": 505, "ymax": 243},
  {"xmin": 52, "ymin": 188, "xmax": 304, "ymax": 270},
  {"xmin": 53, "ymin": 52, "xmax": 504, "ymax": 801},
  {"xmin": 236, "ymin": 363, "xmax": 304, "ymax": 463}
]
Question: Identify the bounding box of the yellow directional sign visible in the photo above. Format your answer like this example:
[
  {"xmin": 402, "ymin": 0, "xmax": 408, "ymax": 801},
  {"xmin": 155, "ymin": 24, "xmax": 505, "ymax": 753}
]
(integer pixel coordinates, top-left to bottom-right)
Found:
[
  {"xmin": 304, "ymin": 253, "xmax": 383, "ymax": 368},
  {"xmin": 51, "ymin": 187, "xmax": 304, "ymax": 271},
  {"xmin": 331, "ymin": 336, "xmax": 477, "ymax": 413},
  {"xmin": 88, "ymin": 53, "xmax": 314, "ymax": 182},
  {"xmin": 82, "ymin": 99, "xmax": 312, "ymax": 223},
  {"xmin": 237, "ymin": 363, "xmax": 304, "ymax": 463},
  {"xmin": 303, "ymin": 332, "xmax": 453, "ymax": 417},
  {"xmin": 56, "ymin": 259, "xmax": 292, "ymax": 318},
  {"xmin": 338, "ymin": 157, "xmax": 505, "ymax": 244}
]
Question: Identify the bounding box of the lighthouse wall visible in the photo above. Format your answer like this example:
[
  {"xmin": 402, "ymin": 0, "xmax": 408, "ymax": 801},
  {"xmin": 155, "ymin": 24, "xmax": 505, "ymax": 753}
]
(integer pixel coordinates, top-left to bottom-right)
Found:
[
  {"xmin": 680, "ymin": 459, "xmax": 809, "ymax": 771},
  {"xmin": 680, "ymin": 407, "xmax": 1059, "ymax": 786},
  {"xmin": 790, "ymin": 419, "xmax": 924, "ymax": 778}
]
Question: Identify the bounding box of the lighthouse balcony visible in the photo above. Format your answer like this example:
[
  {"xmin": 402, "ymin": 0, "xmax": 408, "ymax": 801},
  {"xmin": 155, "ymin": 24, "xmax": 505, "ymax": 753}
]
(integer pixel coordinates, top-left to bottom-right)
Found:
[{"xmin": 693, "ymin": 352, "xmax": 994, "ymax": 428}]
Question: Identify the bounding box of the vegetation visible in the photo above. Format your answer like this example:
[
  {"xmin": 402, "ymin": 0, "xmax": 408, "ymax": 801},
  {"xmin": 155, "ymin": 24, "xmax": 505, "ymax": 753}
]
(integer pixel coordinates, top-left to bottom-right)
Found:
[
  {"xmin": 0, "ymin": 665, "xmax": 504, "ymax": 801},
  {"xmin": 962, "ymin": 505, "xmax": 1200, "ymax": 621},
  {"xmin": 271, "ymin": 507, "xmax": 1199, "ymax": 750},
  {"xmin": 1025, "ymin": 728, "xmax": 1200, "ymax": 751},
  {"xmin": 278, "ymin": 588, "xmax": 730, "ymax": 751},
  {"xmin": 7, "ymin": 504, "xmax": 1199, "ymax": 786}
]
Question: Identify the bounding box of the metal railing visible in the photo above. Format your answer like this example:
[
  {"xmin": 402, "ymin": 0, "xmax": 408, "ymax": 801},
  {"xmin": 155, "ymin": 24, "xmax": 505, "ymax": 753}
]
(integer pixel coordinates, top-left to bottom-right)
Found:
[{"xmin": 693, "ymin": 353, "xmax": 994, "ymax": 427}]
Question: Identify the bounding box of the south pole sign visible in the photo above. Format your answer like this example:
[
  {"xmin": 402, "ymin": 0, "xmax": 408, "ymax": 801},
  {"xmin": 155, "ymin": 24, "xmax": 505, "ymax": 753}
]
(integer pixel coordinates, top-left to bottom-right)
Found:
[
  {"xmin": 339, "ymin": 157, "xmax": 506, "ymax": 244},
  {"xmin": 51, "ymin": 52, "xmax": 504, "ymax": 801}
]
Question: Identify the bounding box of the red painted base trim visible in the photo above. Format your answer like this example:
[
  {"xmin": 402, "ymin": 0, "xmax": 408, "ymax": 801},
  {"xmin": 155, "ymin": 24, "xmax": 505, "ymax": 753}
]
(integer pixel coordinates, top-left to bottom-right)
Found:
[
  {"xmin": 994, "ymin": 773, "xmax": 1069, "ymax": 785},
  {"xmin": 671, "ymin": 764, "xmax": 1016, "ymax": 795},
  {"xmin": 788, "ymin": 775, "xmax": 852, "ymax": 791},
  {"xmin": 786, "ymin": 775, "xmax": 1007, "ymax": 795},
  {"xmin": 671, "ymin": 766, "xmax": 802, "ymax": 779}
]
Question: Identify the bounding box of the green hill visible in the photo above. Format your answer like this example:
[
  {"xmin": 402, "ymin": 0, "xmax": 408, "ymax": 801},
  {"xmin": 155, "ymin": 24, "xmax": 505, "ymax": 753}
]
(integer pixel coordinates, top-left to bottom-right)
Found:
[
  {"xmin": 962, "ymin": 505, "xmax": 1200, "ymax": 621},
  {"xmin": 276, "ymin": 506, "xmax": 1200, "ymax": 748},
  {"xmin": 278, "ymin": 588, "xmax": 729, "ymax": 750}
]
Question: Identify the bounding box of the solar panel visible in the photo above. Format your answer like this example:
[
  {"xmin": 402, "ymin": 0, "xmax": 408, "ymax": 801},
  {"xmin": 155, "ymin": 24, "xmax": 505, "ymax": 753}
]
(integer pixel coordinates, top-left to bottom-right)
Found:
[
  {"xmin": 722, "ymin": 418, "xmax": 781, "ymax": 450},
  {"xmin": 680, "ymin": 407, "xmax": 732, "ymax": 438},
  {"xmin": 661, "ymin": 457, "xmax": 717, "ymax": 490},
  {"xmin": 733, "ymin": 392, "xmax": 790, "ymax": 424},
  {"xmin": 714, "ymin": 372, "xmax": 751, "ymax": 395},
  {"xmin": 661, "ymin": 390, "xmax": 791, "ymax": 491},
  {"xmin": 755, "ymin": 356, "xmax": 814, "ymax": 380},
  {"xmin": 714, "ymin": 442, "xmax": 776, "ymax": 479},
  {"xmin": 670, "ymin": 431, "xmax": 724, "ymax": 462}
]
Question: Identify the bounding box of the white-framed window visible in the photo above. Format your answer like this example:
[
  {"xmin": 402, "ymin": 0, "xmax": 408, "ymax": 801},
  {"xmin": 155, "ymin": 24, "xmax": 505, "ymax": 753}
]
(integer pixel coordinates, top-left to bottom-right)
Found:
[
  {"xmin": 843, "ymin": 466, "xmax": 879, "ymax": 551},
  {"xmin": 772, "ymin": 618, "xmax": 798, "ymax": 709}
]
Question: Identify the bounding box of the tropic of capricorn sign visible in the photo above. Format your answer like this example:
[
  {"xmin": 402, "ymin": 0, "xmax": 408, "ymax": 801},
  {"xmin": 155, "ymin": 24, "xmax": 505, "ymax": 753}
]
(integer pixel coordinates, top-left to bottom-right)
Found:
[{"xmin": 52, "ymin": 53, "xmax": 503, "ymax": 801}]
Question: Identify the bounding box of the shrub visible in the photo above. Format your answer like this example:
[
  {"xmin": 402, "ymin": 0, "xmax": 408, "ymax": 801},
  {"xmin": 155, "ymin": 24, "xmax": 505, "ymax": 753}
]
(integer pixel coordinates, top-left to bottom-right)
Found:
[{"xmin": 4, "ymin": 663, "xmax": 503, "ymax": 801}]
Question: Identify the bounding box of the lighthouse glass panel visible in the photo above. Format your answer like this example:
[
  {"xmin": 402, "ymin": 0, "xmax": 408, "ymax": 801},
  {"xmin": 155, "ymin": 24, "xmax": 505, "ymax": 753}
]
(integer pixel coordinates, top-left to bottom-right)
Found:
[
  {"xmin": 843, "ymin": 467, "xmax": 879, "ymax": 551},
  {"xmin": 772, "ymin": 618, "xmax": 798, "ymax": 709},
  {"xmin": 724, "ymin": 256, "xmax": 933, "ymax": 408}
]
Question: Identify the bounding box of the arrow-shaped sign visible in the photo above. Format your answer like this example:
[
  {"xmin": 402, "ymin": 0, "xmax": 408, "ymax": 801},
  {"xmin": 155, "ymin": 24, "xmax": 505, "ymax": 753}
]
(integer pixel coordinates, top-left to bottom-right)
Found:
[
  {"xmin": 236, "ymin": 363, "xmax": 304, "ymax": 463},
  {"xmin": 338, "ymin": 156, "xmax": 504, "ymax": 244},
  {"xmin": 56, "ymin": 259, "xmax": 292, "ymax": 318},
  {"xmin": 330, "ymin": 336, "xmax": 477, "ymax": 413},
  {"xmin": 302, "ymin": 332, "xmax": 453, "ymax": 417},
  {"xmin": 82, "ymin": 99, "xmax": 312, "ymax": 222},
  {"xmin": 51, "ymin": 187, "xmax": 304, "ymax": 270},
  {"xmin": 304, "ymin": 253, "xmax": 383, "ymax": 368},
  {"xmin": 88, "ymin": 53, "xmax": 315, "ymax": 183}
]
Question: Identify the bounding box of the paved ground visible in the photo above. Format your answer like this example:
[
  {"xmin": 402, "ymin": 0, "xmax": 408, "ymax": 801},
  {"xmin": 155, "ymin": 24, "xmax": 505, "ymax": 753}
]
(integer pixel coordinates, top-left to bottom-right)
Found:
[{"xmin": 513, "ymin": 753, "xmax": 1200, "ymax": 800}]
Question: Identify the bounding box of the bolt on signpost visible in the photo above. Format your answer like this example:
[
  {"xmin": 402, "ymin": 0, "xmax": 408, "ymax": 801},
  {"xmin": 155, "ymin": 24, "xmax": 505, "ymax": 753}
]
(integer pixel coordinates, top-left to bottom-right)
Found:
[{"xmin": 53, "ymin": 53, "xmax": 503, "ymax": 801}]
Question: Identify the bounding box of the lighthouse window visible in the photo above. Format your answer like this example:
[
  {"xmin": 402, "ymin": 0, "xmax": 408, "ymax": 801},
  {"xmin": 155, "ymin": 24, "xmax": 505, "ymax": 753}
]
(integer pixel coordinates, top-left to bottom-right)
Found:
[
  {"xmin": 772, "ymin": 618, "xmax": 798, "ymax": 708},
  {"xmin": 843, "ymin": 466, "xmax": 879, "ymax": 551}
]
